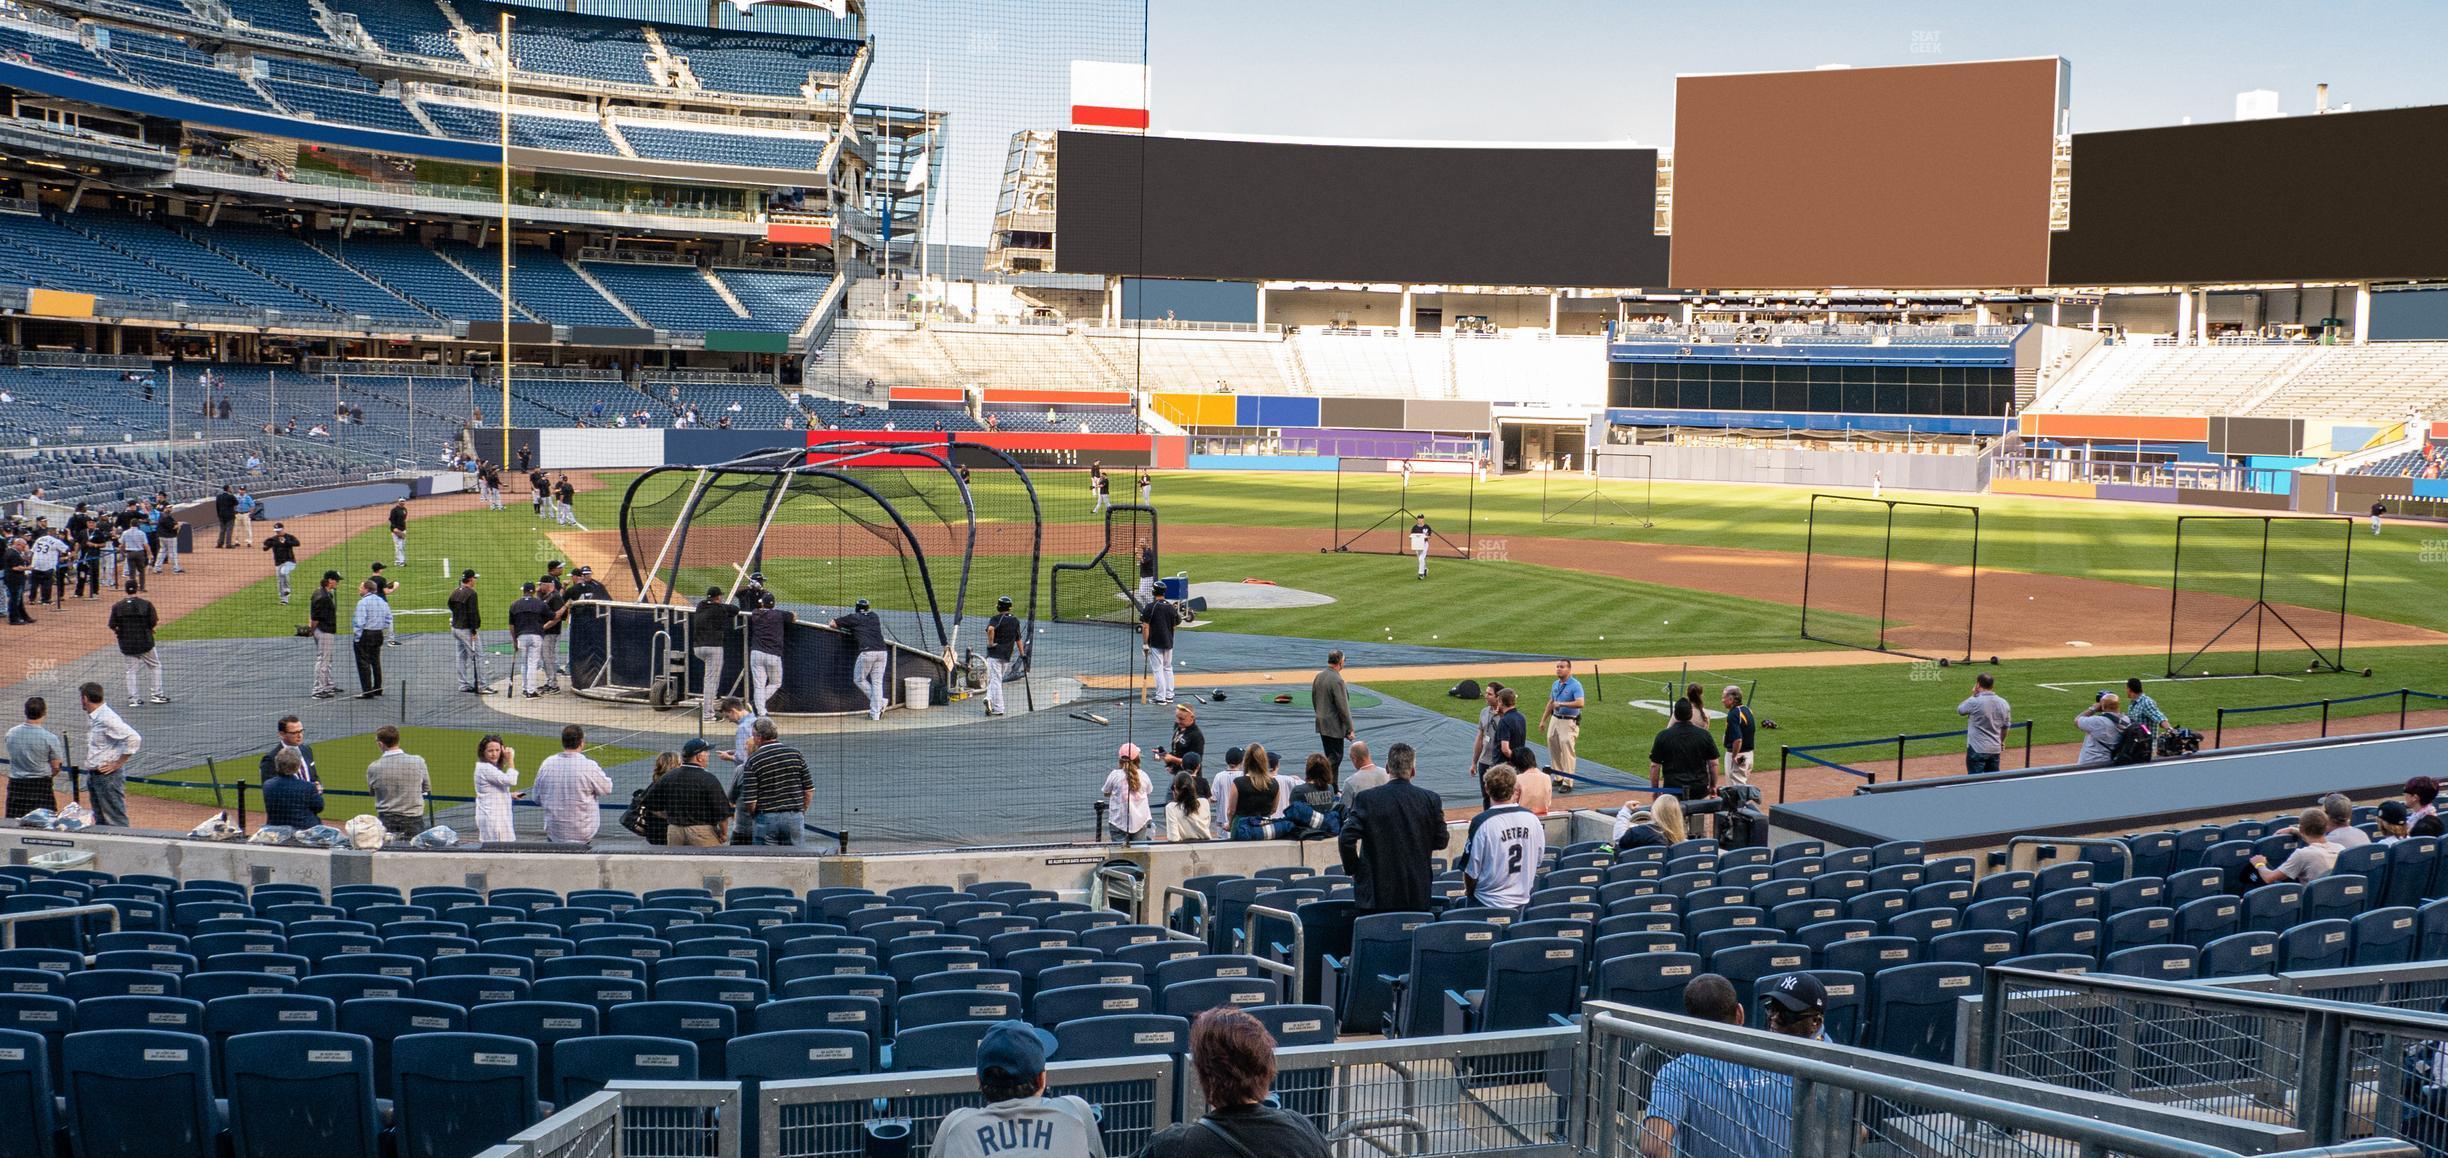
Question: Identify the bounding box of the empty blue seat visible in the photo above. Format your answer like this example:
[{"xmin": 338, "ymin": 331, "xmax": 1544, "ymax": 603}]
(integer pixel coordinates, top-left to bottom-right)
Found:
[
  {"xmin": 2200, "ymin": 932, "xmax": 2280, "ymax": 978},
  {"xmin": 554, "ymin": 1036, "xmax": 699, "ymax": 1104},
  {"xmin": 2353, "ymin": 906, "xmax": 2421, "ymax": 966},
  {"xmin": 2024, "ymin": 919, "xmax": 2103, "ymax": 961},
  {"xmin": 782, "ymin": 973, "xmax": 899, "ymax": 1009},
  {"xmin": 430, "ymin": 953, "xmax": 535, "ymax": 982},
  {"xmin": 1820, "ymin": 936, "xmax": 1918, "ymax": 977},
  {"xmin": 1162, "ymin": 977, "xmax": 1280, "ymax": 1022},
  {"xmin": 2304, "ymin": 875, "xmax": 2371, "ymax": 924},
  {"xmin": 898, "ymin": 989, "xmax": 1021, "ymax": 1032},
  {"xmin": 65, "ymin": 969, "xmax": 181, "ymax": 1001},
  {"xmin": 1865, "ymin": 962, "xmax": 1982, "ymax": 1063},
  {"xmin": 77, "ymin": 995, "xmax": 203, "ymax": 1034},
  {"xmin": 2103, "ymin": 945, "xmax": 2198, "ymax": 980},
  {"xmin": 2242, "ymin": 883, "xmax": 2303, "ymax": 935},
  {"xmin": 415, "ymin": 975, "xmax": 532, "ymax": 1010},
  {"xmin": 2384, "ymin": 837, "xmax": 2441, "ymax": 909},
  {"xmin": 0, "ymin": 967, "xmax": 61, "ymax": 996},
  {"xmin": 1846, "ymin": 890, "xmax": 1912, "ymax": 925},
  {"xmin": 338, "ymin": 997, "xmax": 465, "ymax": 1098},
  {"xmin": 2033, "ymin": 887, "xmax": 2102, "ymax": 926},
  {"xmin": 653, "ymin": 975, "xmax": 769, "ymax": 1020},
  {"xmin": 2103, "ymin": 907, "xmax": 2175, "ymax": 955},
  {"xmin": 1032, "ymin": 983, "xmax": 1150, "ymax": 1028},
  {"xmin": 2277, "ymin": 919, "xmax": 2353, "ymax": 972},
  {"xmin": 1886, "ymin": 909, "xmax": 1958, "ymax": 944},
  {"xmin": 1996, "ymin": 954, "xmax": 2092, "ymax": 974},
  {"xmin": 203, "ymin": 993, "xmax": 335, "ymax": 1089},
  {"xmin": 751, "ymin": 995, "xmax": 879, "ymax": 1060},
  {"xmin": 887, "ymin": 1019, "xmax": 997, "ymax": 1072},
  {"xmin": 534, "ymin": 974, "xmax": 648, "ymax": 1018},
  {"xmin": 319, "ymin": 952, "xmax": 424, "ymax": 981},
  {"xmin": 1446, "ymin": 937, "xmax": 1584, "ymax": 1034},
  {"xmin": 1324, "ymin": 912, "xmax": 1428, "ymax": 1034},
  {"xmin": 2102, "ymin": 878, "xmax": 2167, "ymax": 911},
  {"xmin": 2333, "ymin": 844, "xmax": 2391, "ymax": 899},
  {"xmin": 389, "ymin": 1032, "xmax": 541, "ymax": 1158},
  {"xmin": 1792, "ymin": 920, "xmax": 1877, "ymax": 957},
  {"xmin": 62, "ymin": 1030, "xmax": 222, "ymax": 1158},
  {"xmin": 222, "ymin": 1029, "xmax": 381, "ymax": 1158},
  {"xmin": 1705, "ymin": 943, "xmax": 1811, "ymax": 1011},
  {"xmin": 1928, "ymin": 930, "xmax": 2020, "ymax": 968},
  {"xmin": 0, "ymin": 1027, "xmax": 54, "ymax": 1158},
  {"xmin": 1053, "ymin": 1013, "xmax": 1189, "ymax": 1061},
  {"xmin": 0, "ymin": 994, "xmax": 70, "ymax": 1087},
  {"xmin": 1590, "ymin": 952, "xmax": 1699, "ymax": 1014},
  {"xmin": 2423, "ymin": 898, "xmax": 2448, "ymax": 961},
  {"xmin": 468, "ymin": 1002, "xmax": 596, "ymax": 1097},
  {"xmin": 605, "ymin": 1000, "xmax": 738, "ymax": 1074},
  {"xmin": 2172, "ymin": 895, "xmax": 2243, "ymax": 949}
]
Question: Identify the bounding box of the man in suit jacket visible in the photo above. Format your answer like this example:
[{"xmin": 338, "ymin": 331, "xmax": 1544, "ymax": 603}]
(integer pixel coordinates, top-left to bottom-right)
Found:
[
  {"xmin": 258, "ymin": 715, "xmax": 319, "ymax": 786},
  {"xmin": 1338, "ymin": 742, "xmax": 1448, "ymax": 915},
  {"xmin": 1313, "ymin": 650, "xmax": 1355, "ymax": 775}
]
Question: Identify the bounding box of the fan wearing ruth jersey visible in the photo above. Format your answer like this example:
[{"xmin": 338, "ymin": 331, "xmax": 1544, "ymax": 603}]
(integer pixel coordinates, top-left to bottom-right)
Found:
[{"xmin": 1461, "ymin": 766, "xmax": 1545, "ymax": 911}]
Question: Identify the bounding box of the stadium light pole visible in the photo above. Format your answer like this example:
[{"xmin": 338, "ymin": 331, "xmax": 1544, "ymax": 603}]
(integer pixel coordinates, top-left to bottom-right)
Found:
[{"xmin": 497, "ymin": 10, "xmax": 514, "ymax": 470}]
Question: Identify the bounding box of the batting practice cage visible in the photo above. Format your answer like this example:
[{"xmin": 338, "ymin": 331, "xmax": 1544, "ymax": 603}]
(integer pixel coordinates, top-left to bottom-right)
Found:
[
  {"xmin": 1799, "ymin": 494, "xmax": 1980, "ymax": 662},
  {"xmin": 572, "ymin": 439, "xmax": 1158, "ymax": 847},
  {"xmin": 1050, "ymin": 504, "xmax": 1161, "ymax": 630},
  {"xmin": 1541, "ymin": 451, "xmax": 1654, "ymax": 527},
  {"xmin": 2167, "ymin": 515, "xmax": 2353, "ymax": 677},
  {"xmin": 1330, "ymin": 455, "xmax": 1477, "ymax": 557}
]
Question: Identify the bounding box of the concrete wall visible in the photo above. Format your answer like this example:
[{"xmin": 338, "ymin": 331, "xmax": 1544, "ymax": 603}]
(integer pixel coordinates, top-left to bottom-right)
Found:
[{"xmin": 11, "ymin": 809, "xmax": 1615, "ymax": 923}]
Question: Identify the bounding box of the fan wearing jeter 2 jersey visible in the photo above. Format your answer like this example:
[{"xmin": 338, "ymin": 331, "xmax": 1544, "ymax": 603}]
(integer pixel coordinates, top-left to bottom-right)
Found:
[{"xmin": 1461, "ymin": 769, "xmax": 1545, "ymax": 910}]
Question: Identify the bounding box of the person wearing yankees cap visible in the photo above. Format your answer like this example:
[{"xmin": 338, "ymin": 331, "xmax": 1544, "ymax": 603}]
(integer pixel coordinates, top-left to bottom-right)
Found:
[
  {"xmin": 831, "ymin": 596, "xmax": 888, "ymax": 720},
  {"xmin": 983, "ymin": 594, "xmax": 1024, "ymax": 717}
]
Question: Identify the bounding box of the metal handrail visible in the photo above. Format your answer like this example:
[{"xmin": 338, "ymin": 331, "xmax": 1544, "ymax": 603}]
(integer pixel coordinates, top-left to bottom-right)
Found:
[
  {"xmin": 0, "ymin": 902, "xmax": 121, "ymax": 949},
  {"xmin": 1160, "ymin": 884, "xmax": 1207, "ymax": 940},
  {"xmin": 1239, "ymin": 903, "xmax": 1305, "ymax": 993}
]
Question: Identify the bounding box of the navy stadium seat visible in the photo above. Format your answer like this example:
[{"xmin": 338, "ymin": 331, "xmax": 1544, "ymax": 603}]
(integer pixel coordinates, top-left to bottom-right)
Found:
[
  {"xmin": 2277, "ymin": 919, "xmax": 2353, "ymax": 972},
  {"xmin": 1590, "ymin": 952, "xmax": 1698, "ymax": 1014},
  {"xmin": 389, "ymin": 1032, "xmax": 541, "ymax": 1158},
  {"xmin": 1054, "ymin": 1014, "xmax": 1190, "ymax": 1061},
  {"xmin": 2200, "ymin": 932, "xmax": 2280, "ymax": 977},
  {"xmin": 467, "ymin": 1001, "xmax": 596, "ymax": 1097},
  {"xmin": 0, "ymin": 1027, "xmax": 54, "ymax": 1158},
  {"xmin": 554, "ymin": 1036, "xmax": 699, "ymax": 1104},
  {"xmin": 2353, "ymin": 906, "xmax": 2421, "ymax": 966},
  {"xmin": 1865, "ymin": 963, "xmax": 1982, "ymax": 1063},
  {"xmin": 62, "ymin": 1029, "xmax": 222, "ymax": 1158}
]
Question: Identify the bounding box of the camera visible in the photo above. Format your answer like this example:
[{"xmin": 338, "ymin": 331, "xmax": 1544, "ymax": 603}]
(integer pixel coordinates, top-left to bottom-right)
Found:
[
  {"xmin": 1681, "ymin": 784, "xmax": 1769, "ymax": 849},
  {"xmin": 2095, "ymin": 690, "xmax": 2109, "ymax": 702}
]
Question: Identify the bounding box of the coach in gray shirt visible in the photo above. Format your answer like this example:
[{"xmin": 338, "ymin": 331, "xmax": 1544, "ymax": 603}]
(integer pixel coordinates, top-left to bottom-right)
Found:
[
  {"xmin": 365, "ymin": 724, "xmax": 432, "ymax": 838},
  {"xmin": 1956, "ymin": 672, "xmax": 2010, "ymax": 774}
]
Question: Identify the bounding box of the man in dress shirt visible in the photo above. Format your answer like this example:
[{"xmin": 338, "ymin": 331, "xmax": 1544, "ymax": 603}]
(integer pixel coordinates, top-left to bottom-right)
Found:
[
  {"xmin": 533, "ymin": 724, "xmax": 615, "ymax": 844},
  {"xmin": 352, "ymin": 578, "xmax": 393, "ymax": 698}
]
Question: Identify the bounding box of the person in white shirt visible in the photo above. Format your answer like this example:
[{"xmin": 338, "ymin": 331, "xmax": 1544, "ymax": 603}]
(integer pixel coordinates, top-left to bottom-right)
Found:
[
  {"xmin": 1099, "ymin": 744, "xmax": 1151, "ymax": 842},
  {"xmin": 2313, "ymin": 793, "xmax": 2371, "ymax": 849},
  {"xmin": 472, "ymin": 734, "xmax": 521, "ymax": 843},
  {"xmin": 27, "ymin": 528, "xmax": 62, "ymax": 608},
  {"xmin": 1164, "ymin": 770, "xmax": 1212, "ymax": 841},
  {"xmin": 531, "ymin": 724, "xmax": 614, "ymax": 844},
  {"xmin": 2251, "ymin": 806, "xmax": 2343, "ymax": 884},
  {"xmin": 79, "ymin": 682, "xmax": 138, "ymax": 827},
  {"xmin": 1462, "ymin": 766, "xmax": 1545, "ymax": 910}
]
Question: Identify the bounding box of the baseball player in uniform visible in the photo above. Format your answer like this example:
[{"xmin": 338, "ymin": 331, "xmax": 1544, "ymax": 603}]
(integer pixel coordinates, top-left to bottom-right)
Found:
[
  {"xmin": 831, "ymin": 597, "xmax": 889, "ymax": 720},
  {"xmin": 691, "ymin": 587, "xmax": 738, "ymax": 721},
  {"xmin": 749, "ymin": 594, "xmax": 798, "ymax": 717},
  {"xmin": 262, "ymin": 523, "xmax": 301, "ymax": 604},
  {"xmin": 984, "ymin": 595, "xmax": 1023, "ymax": 716},
  {"xmin": 508, "ymin": 582, "xmax": 550, "ymax": 697},
  {"xmin": 1410, "ymin": 514, "xmax": 1432, "ymax": 579},
  {"xmin": 1136, "ymin": 542, "xmax": 1158, "ymax": 605},
  {"xmin": 447, "ymin": 569, "xmax": 483, "ymax": 693},
  {"xmin": 388, "ymin": 500, "xmax": 409, "ymax": 565},
  {"xmin": 1140, "ymin": 594, "xmax": 1181, "ymax": 706},
  {"xmin": 1090, "ymin": 464, "xmax": 1110, "ymax": 513}
]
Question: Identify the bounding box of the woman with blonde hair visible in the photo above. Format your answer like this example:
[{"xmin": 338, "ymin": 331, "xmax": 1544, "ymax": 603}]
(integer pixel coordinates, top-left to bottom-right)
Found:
[
  {"xmin": 1608, "ymin": 792, "xmax": 1687, "ymax": 852},
  {"xmin": 1100, "ymin": 743, "xmax": 1151, "ymax": 841},
  {"xmin": 1223, "ymin": 742, "xmax": 1290, "ymax": 840}
]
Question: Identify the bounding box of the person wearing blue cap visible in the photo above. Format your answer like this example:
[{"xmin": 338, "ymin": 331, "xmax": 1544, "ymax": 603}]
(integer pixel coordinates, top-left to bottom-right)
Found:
[{"xmin": 931, "ymin": 1020, "xmax": 1105, "ymax": 1158}]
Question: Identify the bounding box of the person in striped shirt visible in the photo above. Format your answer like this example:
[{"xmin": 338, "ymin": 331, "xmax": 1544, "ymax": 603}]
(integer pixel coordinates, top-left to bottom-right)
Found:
[{"xmin": 737, "ymin": 717, "xmax": 812, "ymax": 846}]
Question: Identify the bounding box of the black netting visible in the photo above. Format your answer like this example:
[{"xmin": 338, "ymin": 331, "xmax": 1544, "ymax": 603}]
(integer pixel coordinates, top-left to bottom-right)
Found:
[
  {"xmin": 1800, "ymin": 494, "xmax": 1978, "ymax": 662},
  {"xmin": 2169, "ymin": 516, "xmax": 2351, "ymax": 676}
]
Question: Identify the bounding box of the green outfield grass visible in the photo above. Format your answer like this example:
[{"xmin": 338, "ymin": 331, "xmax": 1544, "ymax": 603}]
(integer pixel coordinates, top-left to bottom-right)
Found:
[
  {"xmin": 1367, "ymin": 644, "xmax": 2448, "ymax": 790},
  {"xmin": 1146, "ymin": 473, "xmax": 2444, "ymax": 629},
  {"xmin": 127, "ymin": 725, "xmax": 654, "ymax": 809}
]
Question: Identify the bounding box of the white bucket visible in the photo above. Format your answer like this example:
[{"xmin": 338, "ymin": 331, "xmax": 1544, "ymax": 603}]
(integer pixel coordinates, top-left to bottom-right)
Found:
[{"xmin": 903, "ymin": 677, "xmax": 934, "ymax": 711}]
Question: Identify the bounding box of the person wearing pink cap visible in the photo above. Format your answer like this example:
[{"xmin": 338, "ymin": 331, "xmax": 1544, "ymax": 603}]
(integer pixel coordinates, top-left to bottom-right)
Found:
[{"xmin": 1100, "ymin": 743, "xmax": 1151, "ymax": 842}]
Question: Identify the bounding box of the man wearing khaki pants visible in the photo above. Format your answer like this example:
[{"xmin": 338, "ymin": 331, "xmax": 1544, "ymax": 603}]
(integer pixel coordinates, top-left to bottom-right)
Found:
[
  {"xmin": 1721, "ymin": 684, "xmax": 1757, "ymax": 786},
  {"xmin": 1542, "ymin": 659, "xmax": 1584, "ymax": 794}
]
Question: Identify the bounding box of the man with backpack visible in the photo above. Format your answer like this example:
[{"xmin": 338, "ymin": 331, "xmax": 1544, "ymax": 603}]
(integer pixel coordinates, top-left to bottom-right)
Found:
[{"xmin": 2076, "ymin": 691, "xmax": 2152, "ymax": 766}]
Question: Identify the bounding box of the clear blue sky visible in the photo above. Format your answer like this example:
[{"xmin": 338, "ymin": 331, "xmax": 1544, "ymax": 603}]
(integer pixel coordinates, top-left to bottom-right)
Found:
[{"xmin": 566, "ymin": 1, "xmax": 2448, "ymax": 243}]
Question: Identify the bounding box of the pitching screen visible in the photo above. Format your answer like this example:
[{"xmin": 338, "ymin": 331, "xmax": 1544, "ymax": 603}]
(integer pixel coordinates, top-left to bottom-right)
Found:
[
  {"xmin": 1054, "ymin": 130, "xmax": 1671, "ymax": 287},
  {"xmin": 2049, "ymin": 104, "xmax": 2448, "ymax": 286},
  {"xmin": 1669, "ymin": 58, "xmax": 2064, "ymax": 290}
]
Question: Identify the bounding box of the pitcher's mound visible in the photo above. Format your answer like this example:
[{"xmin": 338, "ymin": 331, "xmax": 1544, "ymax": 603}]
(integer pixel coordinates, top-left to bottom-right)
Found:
[{"xmin": 1122, "ymin": 582, "xmax": 1335, "ymax": 610}]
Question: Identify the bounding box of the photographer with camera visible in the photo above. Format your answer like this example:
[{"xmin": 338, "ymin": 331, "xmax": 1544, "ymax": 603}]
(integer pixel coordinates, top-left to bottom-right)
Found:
[
  {"xmin": 2076, "ymin": 691, "xmax": 2132, "ymax": 765},
  {"xmin": 1648, "ymin": 698, "xmax": 1720, "ymax": 834}
]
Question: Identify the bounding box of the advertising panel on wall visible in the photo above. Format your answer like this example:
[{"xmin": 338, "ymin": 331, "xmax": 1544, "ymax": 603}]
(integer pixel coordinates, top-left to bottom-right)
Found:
[
  {"xmin": 1055, "ymin": 130, "xmax": 1670, "ymax": 287},
  {"xmin": 1669, "ymin": 58, "xmax": 2065, "ymax": 290}
]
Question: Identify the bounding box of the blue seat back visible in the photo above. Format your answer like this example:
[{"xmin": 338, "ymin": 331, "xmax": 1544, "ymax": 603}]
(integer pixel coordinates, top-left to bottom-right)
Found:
[
  {"xmin": 2242, "ymin": 883, "xmax": 2303, "ymax": 935},
  {"xmin": 1473, "ymin": 938, "xmax": 1584, "ymax": 1032},
  {"xmin": 604, "ymin": 1000, "xmax": 738, "ymax": 1074},
  {"xmin": 1591, "ymin": 952, "xmax": 1700, "ymax": 1014},
  {"xmin": 2200, "ymin": 932, "xmax": 2280, "ymax": 978},
  {"xmin": 337, "ymin": 997, "xmax": 466, "ymax": 1098},
  {"xmin": 222, "ymin": 1029, "xmax": 385, "ymax": 1158},
  {"xmin": 1866, "ymin": 962, "xmax": 1981, "ymax": 1062},
  {"xmin": 0, "ymin": 1027, "xmax": 52, "ymax": 1158},
  {"xmin": 1928, "ymin": 930, "xmax": 2020, "ymax": 968},
  {"xmin": 897, "ymin": 989, "xmax": 1022, "ymax": 1033},
  {"xmin": 885, "ymin": 1020, "xmax": 995, "ymax": 1072},
  {"xmin": 554, "ymin": 1035, "xmax": 700, "ymax": 1104},
  {"xmin": 2024, "ymin": 919, "xmax": 2103, "ymax": 962},
  {"xmin": 1820, "ymin": 936, "xmax": 1918, "ymax": 976},
  {"xmin": 467, "ymin": 1001, "xmax": 598, "ymax": 1096},
  {"xmin": 2103, "ymin": 945, "xmax": 2198, "ymax": 980},
  {"xmin": 389, "ymin": 1032, "xmax": 541, "ymax": 1158},
  {"xmin": 2278, "ymin": 919, "xmax": 2353, "ymax": 972},
  {"xmin": 1032, "ymin": 983, "xmax": 1151, "ymax": 1028},
  {"xmin": 1334, "ymin": 912, "xmax": 1429, "ymax": 1034},
  {"xmin": 2304, "ymin": 875, "xmax": 2371, "ymax": 924},
  {"xmin": 76, "ymin": 995, "xmax": 203, "ymax": 1034},
  {"xmin": 65, "ymin": 968, "xmax": 182, "ymax": 1001},
  {"xmin": 1053, "ymin": 1014, "xmax": 1190, "ymax": 1061},
  {"xmin": 2103, "ymin": 907, "xmax": 2175, "ymax": 955},
  {"xmin": 63, "ymin": 1029, "xmax": 221, "ymax": 1158},
  {"xmin": 2384, "ymin": 837, "xmax": 2441, "ymax": 909},
  {"xmin": 2353, "ymin": 906, "xmax": 2421, "ymax": 966}
]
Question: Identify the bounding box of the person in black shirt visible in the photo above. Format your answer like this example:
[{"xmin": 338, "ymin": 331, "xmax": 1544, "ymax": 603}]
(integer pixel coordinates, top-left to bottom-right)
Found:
[
  {"xmin": 830, "ymin": 597, "xmax": 889, "ymax": 719},
  {"xmin": 1649, "ymin": 698, "xmax": 1723, "ymax": 835},
  {"xmin": 565, "ymin": 565, "xmax": 608, "ymax": 605},
  {"xmin": 447, "ymin": 569, "xmax": 484, "ymax": 693},
  {"xmin": 1, "ymin": 537, "xmax": 28, "ymax": 625},
  {"xmin": 1136, "ymin": 540, "xmax": 1159, "ymax": 604},
  {"xmin": 537, "ymin": 578, "xmax": 567, "ymax": 691},
  {"xmin": 982, "ymin": 594, "xmax": 1023, "ymax": 716},
  {"xmin": 152, "ymin": 508, "xmax": 182, "ymax": 574},
  {"xmin": 387, "ymin": 500, "xmax": 409, "ymax": 565},
  {"xmin": 553, "ymin": 475, "xmax": 576, "ymax": 525},
  {"xmin": 77, "ymin": 523, "xmax": 109, "ymax": 600},
  {"xmin": 108, "ymin": 580, "xmax": 164, "ymax": 705},
  {"xmin": 1090, "ymin": 463, "xmax": 1109, "ymax": 513},
  {"xmin": 1141, "ymin": 595, "xmax": 1181, "ymax": 705},
  {"xmin": 734, "ymin": 571, "xmax": 769, "ymax": 617},
  {"xmin": 262, "ymin": 522, "xmax": 301, "ymax": 604},
  {"xmin": 308, "ymin": 570, "xmax": 342, "ymax": 698},
  {"xmin": 260, "ymin": 748, "xmax": 323, "ymax": 830},
  {"xmin": 639, "ymin": 738, "xmax": 732, "ymax": 846},
  {"xmin": 1337, "ymin": 742, "xmax": 1449, "ymax": 915},
  {"xmin": 1162, "ymin": 703, "xmax": 1205, "ymax": 774},
  {"xmin": 690, "ymin": 588, "xmax": 739, "ymax": 721},
  {"xmin": 516, "ymin": 445, "xmax": 531, "ymax": 473},
  {"xmin": 508, "ymin": 582, "xmax": 551, "ymax": 697},
  {"xmin": 213, "ymin": 485, "xmax": 237, "ymax": 549},
  {"xmin": 740, "ymin": 594, "xmax": 796, "ymax": 716},
  {"xmin": 529, "ymin": 468, "xmax": 549, "ymax": 517},
  {"xmin": 1140, "ymin": 1009, "xmax": 1332, "ymax": 1158}
]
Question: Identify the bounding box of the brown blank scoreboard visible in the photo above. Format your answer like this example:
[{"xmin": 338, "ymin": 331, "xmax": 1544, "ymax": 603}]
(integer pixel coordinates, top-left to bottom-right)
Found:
[{"xmin": 1669, "ymin": 58, "xmax": 2065, "ymax": 290}]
